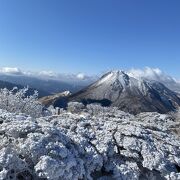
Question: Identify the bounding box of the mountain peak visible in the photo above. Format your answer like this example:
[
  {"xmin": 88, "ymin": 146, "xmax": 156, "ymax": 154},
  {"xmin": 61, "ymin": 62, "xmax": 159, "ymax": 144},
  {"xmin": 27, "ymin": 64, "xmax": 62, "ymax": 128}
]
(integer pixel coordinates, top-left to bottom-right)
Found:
[
  {"xmin": 108, "ymin": 70, "xmax": 127, "ymax": 76},
  {"xmin": 109, "ymin": 70, "xmax": 124, "ymax": 74},
  {"xmin": 98, "ymin": 70, "xmax": 132, "ymax": 88},
  {"xmin": 69, "ymin": 70, "xmax": 180, "ymax": 114}
]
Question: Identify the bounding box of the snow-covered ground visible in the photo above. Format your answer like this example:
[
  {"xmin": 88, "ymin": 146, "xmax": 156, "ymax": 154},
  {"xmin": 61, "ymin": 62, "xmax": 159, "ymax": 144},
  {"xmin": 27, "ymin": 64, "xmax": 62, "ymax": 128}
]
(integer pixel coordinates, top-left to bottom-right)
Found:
[{"xmin": 0, "ymin": 104, "xmax": 180, "ymax": 180}]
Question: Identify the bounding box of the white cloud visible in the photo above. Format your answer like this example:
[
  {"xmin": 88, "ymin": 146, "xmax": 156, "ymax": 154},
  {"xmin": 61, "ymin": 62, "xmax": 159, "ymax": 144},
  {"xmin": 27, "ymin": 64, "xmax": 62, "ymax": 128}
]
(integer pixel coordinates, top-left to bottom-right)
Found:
[
  {"xmin": 76, "ymin": 73, "xmax": 86, "ymax": 80},
  {"xmin": 0, "ymin": 67, "xmax": 96, "ymax": 85},
  {"xmin": 38, "ymin": 71, "xmax": 58, "ymax": 78},
  {"xmin": 0, "ymin": 67, "xmax": 23, "ymax": 75},
  {"xmin": 127, "ymin": 67, "xmax": 176, "ymax": 82}
]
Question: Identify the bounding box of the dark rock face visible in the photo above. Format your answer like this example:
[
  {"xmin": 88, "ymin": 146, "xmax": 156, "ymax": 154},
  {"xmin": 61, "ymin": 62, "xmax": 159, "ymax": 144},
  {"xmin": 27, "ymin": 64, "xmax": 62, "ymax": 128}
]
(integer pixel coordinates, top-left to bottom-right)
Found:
[{"xmin": 67, "ymin": 71, "xmax": 180, "ymax": 114}]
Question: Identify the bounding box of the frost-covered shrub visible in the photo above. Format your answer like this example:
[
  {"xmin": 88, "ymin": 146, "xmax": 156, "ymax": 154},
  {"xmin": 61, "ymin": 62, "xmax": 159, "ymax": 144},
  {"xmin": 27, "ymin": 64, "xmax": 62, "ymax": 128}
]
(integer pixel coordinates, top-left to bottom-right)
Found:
[
  {"xmin": 86, "ymin": 104, "xmax": 105, "ymax": 116},
  {"xmin": 48, "ymin": 105, "xmax": 65, "ymax": 115},
  {"xmin": 0, "ymin": 87, "xmax": 44, "ymax": 117},
  {"xmin": 0, "ymin": 108, "xmax": 180, "ymax": 180},
  {"xmin": 67, "ymin": 102, "xmax": 85, "ymax": 113},
  {"xmin": 167, "ymin": 108, "xmax": 180, "ymax": 136},
  {"xmin": 86, "ymin": 104, "xmax": 131, "ymax": 119}
]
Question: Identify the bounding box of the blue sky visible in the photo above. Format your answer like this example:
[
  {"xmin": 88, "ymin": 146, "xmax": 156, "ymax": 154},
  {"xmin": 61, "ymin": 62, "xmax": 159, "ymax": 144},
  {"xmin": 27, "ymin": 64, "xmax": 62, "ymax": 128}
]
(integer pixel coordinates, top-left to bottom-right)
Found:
[{"xmin": 0, "ymin": 0, "xmax": 179, "ymax": 77}]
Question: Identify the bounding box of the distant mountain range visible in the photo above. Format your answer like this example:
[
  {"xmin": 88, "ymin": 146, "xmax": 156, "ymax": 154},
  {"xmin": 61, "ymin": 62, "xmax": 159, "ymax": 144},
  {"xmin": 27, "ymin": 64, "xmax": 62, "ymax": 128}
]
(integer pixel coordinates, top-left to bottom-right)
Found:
[
  {"xmin": 0, "ymin": 80, "xmax": 48, "ymax": 97},
  {"xmin": 0, "ymin": 74, "xmax": 89, "ymax": 96},
  {"xmin": 47, "ymin": 70, "xmax": 180, "ymax": 114}
]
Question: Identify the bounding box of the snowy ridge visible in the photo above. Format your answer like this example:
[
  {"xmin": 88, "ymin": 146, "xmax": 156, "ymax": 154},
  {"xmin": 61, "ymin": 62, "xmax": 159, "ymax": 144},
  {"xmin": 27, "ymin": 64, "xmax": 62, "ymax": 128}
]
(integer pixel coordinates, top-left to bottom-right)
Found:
[
  {"xmin": 0, "ymin": 105, "xmax": 180, "ymax": 180},
  {"xmin": 97, "ymin": 70, "xmax": 170, "ymax": 93}
]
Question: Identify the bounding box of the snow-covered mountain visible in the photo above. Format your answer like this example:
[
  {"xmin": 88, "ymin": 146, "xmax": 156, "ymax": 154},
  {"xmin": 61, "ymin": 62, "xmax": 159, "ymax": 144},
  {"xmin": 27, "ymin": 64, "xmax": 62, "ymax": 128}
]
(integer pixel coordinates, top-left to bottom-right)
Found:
[
  {"xmin": 0, "ymin": 79, "xmax": 180, "ymax": 179},
  {"xmin": 69, "ymin": 70, "xmax": 180, "ymax": 114}
]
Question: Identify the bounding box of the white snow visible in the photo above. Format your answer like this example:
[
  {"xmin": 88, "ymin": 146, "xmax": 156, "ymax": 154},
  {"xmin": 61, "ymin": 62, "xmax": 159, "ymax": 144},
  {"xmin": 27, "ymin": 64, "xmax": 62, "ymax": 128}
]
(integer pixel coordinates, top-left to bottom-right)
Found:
[{"xmin": 0, "ymin": 104, "xmax": 180, "ymax": 179}]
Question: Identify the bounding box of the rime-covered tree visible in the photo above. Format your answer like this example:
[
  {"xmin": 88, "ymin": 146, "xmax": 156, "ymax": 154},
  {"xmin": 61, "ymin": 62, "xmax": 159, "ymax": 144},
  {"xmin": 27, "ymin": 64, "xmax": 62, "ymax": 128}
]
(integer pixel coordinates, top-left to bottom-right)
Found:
[{"xmin": 0, "ymin": 87, "xmax": 44, "ymax": 117}]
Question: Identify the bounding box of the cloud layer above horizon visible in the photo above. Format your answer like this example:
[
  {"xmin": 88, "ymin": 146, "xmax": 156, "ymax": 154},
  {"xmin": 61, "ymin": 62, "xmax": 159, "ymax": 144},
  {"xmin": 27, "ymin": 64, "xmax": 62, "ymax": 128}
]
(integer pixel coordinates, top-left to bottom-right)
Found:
[
  {"xmin": 127, "ymin": 67, "xmax": 179, "ymax": 83},
  {"xmin": 0, "ymin": 67, "xmax": 96, "ymax": 84},
  {"xmin": 0, "ymin": 67, "xmax": 179, "ymax": 84}
]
